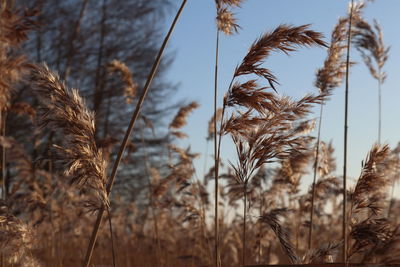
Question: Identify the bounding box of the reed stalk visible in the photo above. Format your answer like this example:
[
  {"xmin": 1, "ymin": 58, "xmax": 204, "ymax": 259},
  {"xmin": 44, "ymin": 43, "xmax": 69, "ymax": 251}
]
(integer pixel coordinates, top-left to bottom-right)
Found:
[
  {"xmin": 82, "ymin": 1, "xmax": 187, "ymax": 266},
  {"xmin": 378, "ymin": 73, "xmax": 382, "ymax": 144},
  {"xmin": 308, "ymin": 102, "xmax": 324, "ymax": 250},
  {"xmin": 0, "ymin": 110, "xmax": 3, "ymax": 267},
  {"xmin": 106, "ymin": 207, "xmax": 116, "ymax": 267},
  {"xmin": 343, "ymin": 0, "xmax": 355, "ymax": 262},
  {"xmin": 140, "ymin": 124, "xmax": 162, "ymax": 267},
  {"xmin": 242, "ymin": 182, "xmax": 247, "ymax": 267},
  {"xmin": 1, "ymin": 111, "xmax": 5, "ymax": 201},
  {"xmin": 213, "ymin": 28, "xmax": 221, "ymax": 267}
]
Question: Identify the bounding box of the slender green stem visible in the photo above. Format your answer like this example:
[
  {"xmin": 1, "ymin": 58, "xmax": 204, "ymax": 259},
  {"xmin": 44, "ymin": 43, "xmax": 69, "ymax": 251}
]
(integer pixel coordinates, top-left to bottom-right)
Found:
[
  {"xmin": 82, "ymin": 1, "xmax": 187, "ymax": 266},
  {"xmin": 308, "ymin": 102, "xmax": 324, "ymax": 250},
  {"xmin": 343, "ymin": 0, "xmax": 354, "ymax": 262}
]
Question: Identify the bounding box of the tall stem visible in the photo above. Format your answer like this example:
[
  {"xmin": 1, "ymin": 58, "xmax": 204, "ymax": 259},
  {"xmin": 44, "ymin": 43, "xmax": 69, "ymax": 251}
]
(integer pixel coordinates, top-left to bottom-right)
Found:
[
  {"xmin": 378, "ymin": 72, "xmax": 382, "ymax": 145},
  {"xmin": 106, "ymin": 207, "xmax": 116, "ymax": 267},
  {"xmin": 1, "ymin": 111, "xmax": 5, "ymax": 201},
  {"xmin": 343, "ymin": 0, "xmax": 354, "ymax": 262},
  {"xmin": 258, "ymin": 187, "xmax": 263, "ymax": 263},
  {"xmin": 140, "ymin": 124, "xmax": 161, "ymax": 267},
  {"xmin": 387, "ymin": 154, "xmax": 398, "ymax": 218},
  {"xmin": 0, "ymin": 110, "xmax": 4, "ymax": 267},
  {"xmin": 82, "ymin": 1, "xmax": 187, "ymax": 266},
  {"xmin": 308, "ymin": 102, "xmax": 324, "ymax": 250},
  {"xmin": 242, "ymin": 183, "xmax": 247, "ymax": 267},
  {"xmin": 387, "ymin": 178, "xmax": 396, "ymax": 218},
  {"xmin": 62, "ymin": 0, "xmax": 89, "ymax": 81},
  {"xmin": 213, "ymin": 28, "xmax": 221, "ymax": 267},
  {"xmin": 203, "ymin": 140, "xmax": 209, "ymax": 185},
  {"xmin": 93, "ymin": 0, "xmax": 108, "ymax": 134}
]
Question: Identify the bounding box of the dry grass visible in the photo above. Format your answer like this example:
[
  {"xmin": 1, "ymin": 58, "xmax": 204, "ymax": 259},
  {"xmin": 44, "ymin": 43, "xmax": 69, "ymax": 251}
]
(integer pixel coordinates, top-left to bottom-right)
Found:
[
  {"xmin": 31, "ymin": 64, "xmax": 109, "ymax": 211},
  {"xmin": 1, "ymin": 1, "xmax": 400, "ymax": 267}
]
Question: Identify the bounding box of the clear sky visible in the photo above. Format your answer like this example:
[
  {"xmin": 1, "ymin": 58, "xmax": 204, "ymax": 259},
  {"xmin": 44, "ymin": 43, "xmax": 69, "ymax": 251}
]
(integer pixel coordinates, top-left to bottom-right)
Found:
[{"xmin": 162, "ymin": 0, "xmax": 400, "ymax": 191}]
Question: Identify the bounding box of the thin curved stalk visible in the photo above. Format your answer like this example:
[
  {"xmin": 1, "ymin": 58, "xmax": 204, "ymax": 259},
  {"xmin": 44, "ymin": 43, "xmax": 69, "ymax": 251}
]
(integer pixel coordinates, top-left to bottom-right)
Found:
[
  {"xmin": 343, "ymin": 0, "xmax": 354, "ymax": 262},
  {"xmin": 308, "ymin": 102, "xmax": 324, "ymax": 250},
  {"xmin": 82, "ymin": 1, "xmax": 187, "ymax": 266}
]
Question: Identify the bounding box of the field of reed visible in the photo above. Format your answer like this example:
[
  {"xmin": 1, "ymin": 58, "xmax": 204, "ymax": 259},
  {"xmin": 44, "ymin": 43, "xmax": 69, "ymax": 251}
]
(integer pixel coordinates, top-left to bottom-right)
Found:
[{"xmin": 1, "ymin": 0, "xmax": 400, "ymax": 266}]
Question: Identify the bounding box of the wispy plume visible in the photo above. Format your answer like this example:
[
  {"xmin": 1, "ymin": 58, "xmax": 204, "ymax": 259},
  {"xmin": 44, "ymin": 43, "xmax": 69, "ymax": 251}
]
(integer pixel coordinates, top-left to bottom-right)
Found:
[
  {"xmin": 260, "ymin": 208, "xmax": 299, "ymax": 264},
  {"xmin": 107, "ymin": 59, "xmax": 137, "ymax": 104},
  {"xmin": 215, "ymin": 0, "xmax": 243, "ymax": 35},
  {"xmin": 315, "ymin": 17, "xmax": 348, "ymax": 95},
  {"xmin": 31, "ymin": 64, "xmax": 108, "ymax": 211},
  {"xmin": 234, "ymin": 24, "xmax": 327, "ymax": 90},
  {"xmin": 169, "ymin": 101, "xmax": 199, "ymax": 130}
]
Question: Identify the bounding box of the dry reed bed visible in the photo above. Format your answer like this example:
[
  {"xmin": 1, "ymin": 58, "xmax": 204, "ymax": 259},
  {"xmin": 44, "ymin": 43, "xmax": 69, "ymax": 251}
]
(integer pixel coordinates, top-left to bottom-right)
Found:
[{"xmin": 1, "ymin": 1, "xmax": 400, "ymax": 267}]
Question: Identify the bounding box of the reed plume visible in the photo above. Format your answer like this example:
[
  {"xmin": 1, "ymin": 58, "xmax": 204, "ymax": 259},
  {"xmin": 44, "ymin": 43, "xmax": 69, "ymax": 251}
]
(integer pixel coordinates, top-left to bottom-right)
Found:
[
  {"xmin": 234, "ymin": 24, "xmax": 326, "ymax": 89},
  {"xmin": 348, "ymin": 145, "xmax": 391, "ymax": 261},
  {"xmin": 207, "ymin": 108, "xmax": 223, "ymax": 141},
  {"xmin": 353, "ymin": 18, "xmax": 389, "ymax": 144},
  {"xmin": 216, "ymin": 7, "xmax": 240, "ymax": 35},
  {"xmin": 0, "ymin": 6, "xmax": 36, "ymax": 109},
  {"xmin": 304, "ymin": 242, "xmax": 341, "ymax": 263},
  {"xmin": 351, "ymin": 144, "xmax": 389, "ymax": 216},
  {"xmin": 31, "ymin": 64, "xmax": 109, "ymax": 211},
  {"xmin": 0, "ymin": 200, "xmax": 40, "ymax": 266},
  {"xmin": 387, "ymin": 144, "xmax": 400, "ymax": 218},
  {"xmin": 309, "ymin": 14, "xmax": 348, "ymax": 250},
  {"xmin": 260, "ymin": 208, "xmax": 299, "ymax": 264},
  {"xmin": 107, "ymin": 59, "xmax": 138, "ymax": 104},
  {"xmin": 213, "ymin": 1, "xmax": 242, "ymax": 265},
  {"xmin": 169, "ymin": 101, "xmax": 199, "ymax": 130},
  {"xmin": 169, "ymin": 101, "xmax": 199, "ymax": 140},
  {"xmin": 225, "ymin": 81, "xmax": 324, "ymax": 267},
  {"xmin": 342, "ymin": 0, "xmax": 363, "ymax": 260},
  {"xmin": 212, "ymin": 24, "xmax": 326, "ymax": 266}
]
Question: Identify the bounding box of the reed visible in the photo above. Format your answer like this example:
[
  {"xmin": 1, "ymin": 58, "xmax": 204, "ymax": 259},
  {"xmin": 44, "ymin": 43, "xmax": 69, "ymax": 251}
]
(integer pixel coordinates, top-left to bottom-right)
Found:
[
  {"xmin": 309, "ymin": 15, "xmax": 348, "ymax": 250},
  {"xmin": 2, "ymin": 1, "xmax": 400, "ymax": 266},
  {"xmin": 343, "ymin": 0, "xmax": 355, "ymax": 262},
  {"xmin": 213, "ymin": 1, "xmax": 241, "ymax": 265},
  {"xmin": 82, "ymin": 1, "xmax": 187, "ymax": 266}
]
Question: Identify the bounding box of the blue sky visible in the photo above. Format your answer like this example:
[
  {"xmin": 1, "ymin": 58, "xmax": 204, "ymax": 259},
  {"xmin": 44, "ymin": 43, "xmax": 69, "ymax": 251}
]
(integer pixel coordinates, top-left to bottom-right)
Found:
[{"xmin": 163, "ymin": 0, "xmax": 400, "ymax": 191}]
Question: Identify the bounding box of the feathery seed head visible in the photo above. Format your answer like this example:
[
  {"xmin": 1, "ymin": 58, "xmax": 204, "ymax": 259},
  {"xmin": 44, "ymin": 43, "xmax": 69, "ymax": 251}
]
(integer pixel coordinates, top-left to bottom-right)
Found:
[
  {"xmin": 107, "ymin": 59, "xmax": 137, "ymax": 104},
  {"xmin": 234, "ymin": 24, "xmax": 327, "ymax": 89},
  {"xmin": 216, "ymin": 7, "xmax": 239, "ymax": 35},
  {"xmin": 169, "ymin": 101, "xmax": 199, "ymax": 130},
  {"xmin": 31, "ymin": 64, "xmax": 109, "ymax": 211}
]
